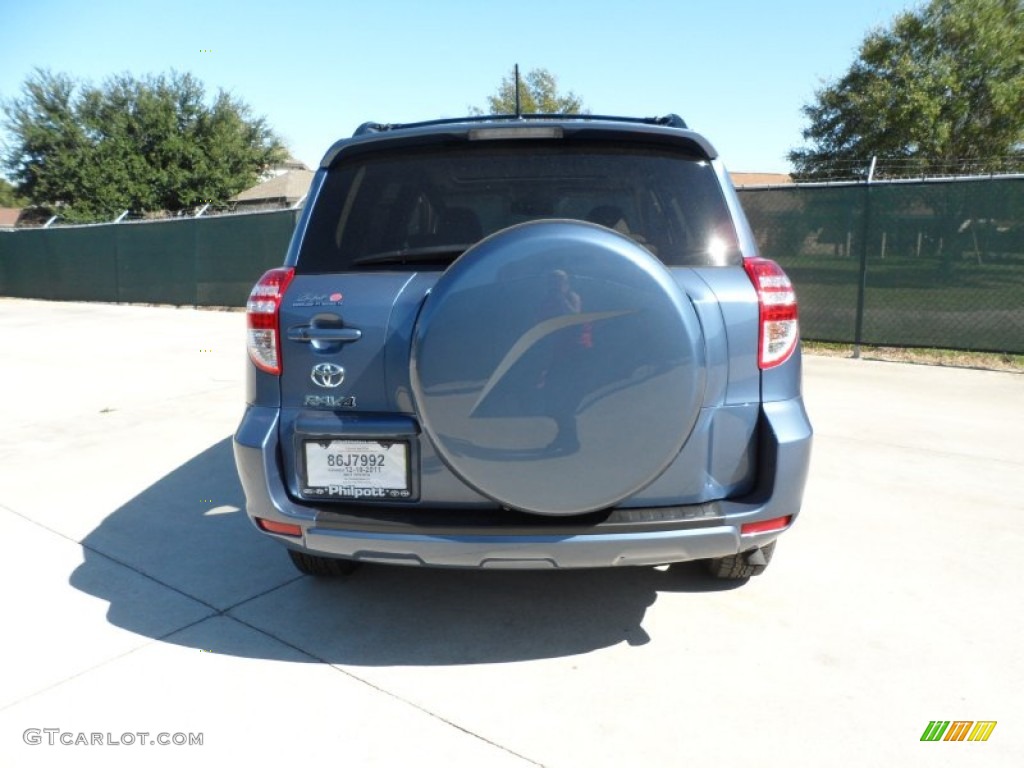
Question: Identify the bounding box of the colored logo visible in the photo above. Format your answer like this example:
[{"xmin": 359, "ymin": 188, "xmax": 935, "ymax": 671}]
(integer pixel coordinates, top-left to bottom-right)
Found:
[
  {"xmin": 292, "ymin": 292, "xmax": 343, "ymax": 307},
  {"xmin": 921, "ymin": 721, "xmax": 997, "ymax": 742}
]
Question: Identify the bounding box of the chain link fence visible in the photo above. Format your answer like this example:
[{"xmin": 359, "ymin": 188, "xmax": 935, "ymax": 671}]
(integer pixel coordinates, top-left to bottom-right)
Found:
[
  {"xmin": 7, "ymin": 200, "xmax": 298, "ymax": 228},
  {"xmin": 738, "ymin": 176, "xmax": 1024, "ymax": 354}
]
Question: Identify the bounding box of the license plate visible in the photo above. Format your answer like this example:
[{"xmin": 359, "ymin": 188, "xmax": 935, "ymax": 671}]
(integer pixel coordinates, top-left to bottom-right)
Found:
[{"xmin": 302, "ymin": 440, "xmax": 411, "ymax": 500}]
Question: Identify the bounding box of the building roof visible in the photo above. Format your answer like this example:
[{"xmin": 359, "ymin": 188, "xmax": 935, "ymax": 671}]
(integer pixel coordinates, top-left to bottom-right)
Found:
[
  {"xmin": 0, "ymin": 207, "xmax": 22, "ymax": 227},
  {"xmin": 231, "ymin": 169, "xmax": 315, "ymax": 205},
  {"xmin": 730, "ymin": 172, "xmax": 793, "ymax": 187},
  {"xmin": 280, "ymin": 155, "xmax": 310, "ymax": 171}
]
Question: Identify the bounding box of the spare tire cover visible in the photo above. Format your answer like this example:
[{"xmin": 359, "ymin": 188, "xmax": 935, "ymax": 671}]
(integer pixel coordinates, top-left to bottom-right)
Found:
[{"xmin": 410, "ymin": 220, "xmax": 706, "ymax": 516}]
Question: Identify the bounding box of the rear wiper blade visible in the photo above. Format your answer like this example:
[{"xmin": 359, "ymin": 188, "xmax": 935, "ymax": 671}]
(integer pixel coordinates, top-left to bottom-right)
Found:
[{"xmin": 353, "ymin": 245, "xmax": 470, "ymax": 266}]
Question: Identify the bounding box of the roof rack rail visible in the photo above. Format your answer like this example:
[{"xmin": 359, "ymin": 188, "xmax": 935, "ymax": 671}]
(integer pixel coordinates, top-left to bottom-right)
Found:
[{"xmin": 353, "ymin": 113, "xmax": 687, "ymax": 136}]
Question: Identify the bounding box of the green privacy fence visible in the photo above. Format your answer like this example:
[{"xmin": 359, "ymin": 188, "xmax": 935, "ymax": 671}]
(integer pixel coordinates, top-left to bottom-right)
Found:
[
  {"xmin": 0, "ymin": 208, "xmax": 300, "ymax": 307},
  {"xmin": 2, "ymin": 181, "xmax": 1022, "ymax": 353},
  {"xmin": 738, "ymin": 177, "xmax": 1024, "ymax": 354}
]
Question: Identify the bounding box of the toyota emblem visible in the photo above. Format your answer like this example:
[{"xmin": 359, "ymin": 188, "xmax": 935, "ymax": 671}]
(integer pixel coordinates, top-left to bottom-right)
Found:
[{"xmin": 311, "ymin": 363, "xmax": 345, "ymax": 388}]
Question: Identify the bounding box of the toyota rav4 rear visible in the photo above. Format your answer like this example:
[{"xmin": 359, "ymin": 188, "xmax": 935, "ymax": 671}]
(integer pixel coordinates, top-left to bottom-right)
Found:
[{"xmin": 233, "ymin": 114, "xmax": 812, "ymax": 580}]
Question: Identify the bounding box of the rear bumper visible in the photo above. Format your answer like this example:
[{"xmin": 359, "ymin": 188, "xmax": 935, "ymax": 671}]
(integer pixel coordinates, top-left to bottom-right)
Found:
[
  {"xmin": 302, "ymin": 526, "xmax": 741, "ymax": 569},
  {"xmin": 233, "ymin": 397, "xmax": 812, "ymax": 569}
]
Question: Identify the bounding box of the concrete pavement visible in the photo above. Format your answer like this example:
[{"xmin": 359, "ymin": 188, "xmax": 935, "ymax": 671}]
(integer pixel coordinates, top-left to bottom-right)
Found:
[{"xmin": 0, "ymin": 297, "xmax": 1021, "ymax": 767}]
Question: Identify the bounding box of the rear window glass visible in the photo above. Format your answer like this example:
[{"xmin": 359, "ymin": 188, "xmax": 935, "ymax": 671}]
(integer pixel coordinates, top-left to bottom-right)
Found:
[{"xmin": 298, "ymin": 140, "xmax": 741, "ymax": 271}]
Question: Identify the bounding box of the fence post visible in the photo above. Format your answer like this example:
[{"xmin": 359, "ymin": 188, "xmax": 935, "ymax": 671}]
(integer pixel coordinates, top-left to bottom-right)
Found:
[
  {"xmin": 113, "ymin": 218, "xmax": 122, "ymax": 302},
  {"xmin": 853, "ymin": 157, "xmax": 876, "ymax": 358}
]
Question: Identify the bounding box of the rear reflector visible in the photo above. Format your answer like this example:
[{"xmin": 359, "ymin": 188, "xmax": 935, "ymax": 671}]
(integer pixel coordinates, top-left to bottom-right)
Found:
[
  {"xmin": 246, "ymin": 267, "xmax": 295, "ymax": 375},
  {"xmin": 741, "ymin": 515, "xmax": 792, "ymax": 535},
  {"xmin": 256, "ymin": 518, "xmax": 302, "ymax": 537},
  {"xmin": 743, "ymin": 257, "xmax": 799, "ymax": 369}
]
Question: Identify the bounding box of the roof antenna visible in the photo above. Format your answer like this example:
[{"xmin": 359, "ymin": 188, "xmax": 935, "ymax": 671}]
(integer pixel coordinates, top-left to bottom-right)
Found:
[{"xmin": 514, "ymin": 63, "xmax": 521, "ymax": 118}]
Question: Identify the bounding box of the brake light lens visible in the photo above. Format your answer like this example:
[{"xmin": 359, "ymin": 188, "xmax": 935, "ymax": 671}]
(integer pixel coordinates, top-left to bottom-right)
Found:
[
  {"xmin": 246, "ymin": 267, "xmax": 295, "ymax": 375},
  {"xmin": 743, "ymin": 257, "xmax": 799, "ymax": 369}
]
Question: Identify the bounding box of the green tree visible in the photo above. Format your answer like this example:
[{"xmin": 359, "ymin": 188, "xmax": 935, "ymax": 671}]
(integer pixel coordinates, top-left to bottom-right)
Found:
[
  {"xmin": 1, "ymin": 68, "xmax": 286, "ymax": 222},
  {"xmin": 789, "ymin": 0, "xmax": 1024, "ymax": 180},
  {"xmin": 473, "ymin": 67, "xmax": 587, "ymax": 115},
  {"xmin": 0, "ymin": 177, "xmax": 26, "ymax": 207}
]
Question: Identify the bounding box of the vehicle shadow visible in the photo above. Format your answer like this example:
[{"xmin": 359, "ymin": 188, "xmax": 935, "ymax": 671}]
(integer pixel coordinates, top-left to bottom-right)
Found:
[{"xmin": 70, "ymin": 437, "xmax": 745, "ymax": 667}]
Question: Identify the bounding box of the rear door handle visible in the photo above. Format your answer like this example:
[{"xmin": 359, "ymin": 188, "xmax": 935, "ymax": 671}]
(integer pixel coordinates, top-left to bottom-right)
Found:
[{"xmin": 287, "ymin": 326, "xmax": 362, "ymax": 343}]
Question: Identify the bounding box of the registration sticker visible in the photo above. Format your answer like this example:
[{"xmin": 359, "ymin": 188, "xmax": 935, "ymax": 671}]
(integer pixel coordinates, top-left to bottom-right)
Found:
[{"xmin": 303, "ymin": 440, "xmax": 411, "ymax": 499}]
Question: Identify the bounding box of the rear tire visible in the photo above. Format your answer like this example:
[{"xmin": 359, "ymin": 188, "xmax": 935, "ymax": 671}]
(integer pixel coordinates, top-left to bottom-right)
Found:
[
  {"xmin": 704, "ymin": 540, "xmax": 776, "ymax": 579},
  {"xmin": 288, "ymin": 549, "xmax": 360, "ymax": 577}
]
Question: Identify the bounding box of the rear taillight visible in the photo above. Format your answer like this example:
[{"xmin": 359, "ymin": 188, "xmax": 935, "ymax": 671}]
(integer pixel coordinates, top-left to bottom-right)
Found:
[
  {"xmin": 743, "ymin": 257, "xmax": 799, "ymax": 369},
  {"xmin": 246, "ymin": 267, "xmax": 295, "ymax": 375}
]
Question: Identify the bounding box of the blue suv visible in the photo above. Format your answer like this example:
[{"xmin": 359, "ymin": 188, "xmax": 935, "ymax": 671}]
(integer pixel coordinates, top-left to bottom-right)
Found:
[{"xmin": 233, "ymin": 114, "xmax": 812, "ymax": 579}]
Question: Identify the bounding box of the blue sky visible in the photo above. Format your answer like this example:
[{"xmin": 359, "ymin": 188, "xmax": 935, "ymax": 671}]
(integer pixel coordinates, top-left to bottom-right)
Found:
[{"xmin": 1, "ymin": 0, "xmax": 916, "ymax": 176}]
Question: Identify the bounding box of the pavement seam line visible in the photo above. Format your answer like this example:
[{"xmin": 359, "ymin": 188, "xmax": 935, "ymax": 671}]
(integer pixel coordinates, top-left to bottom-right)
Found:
[
  {"xmin": 216, "ymin": 573, "xmax": 309, "ymax": 614},
  {"xmin": 0, "ymin": 502, "xmax": 307, "ymax": 620},
  {"xmin": 0, "ymin": 609, "xmax": 297, "ymax": 713},
  {"xmin": 222, "ymin": 610, "xmax": 545, "ymax": 767},
  {"xmin": 4, "ymin": 501, "xmax": 540, "ymax": 764},
  {"xmin": 0, "ymin": 583, "xmax": 305, "ymax": 713},
  {"xmin": 6, "ymin": 503, "xmax": 227, "ymax": 612},
  {"xmin": 322, "ymin": 656, "xmax": 546, "ymax": 767},
  {"xmin": 0, "ymin": 637, "xmax": 181, "ymax": 713}
]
